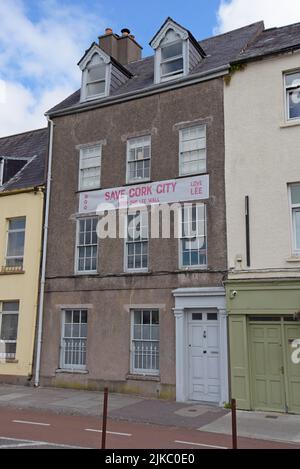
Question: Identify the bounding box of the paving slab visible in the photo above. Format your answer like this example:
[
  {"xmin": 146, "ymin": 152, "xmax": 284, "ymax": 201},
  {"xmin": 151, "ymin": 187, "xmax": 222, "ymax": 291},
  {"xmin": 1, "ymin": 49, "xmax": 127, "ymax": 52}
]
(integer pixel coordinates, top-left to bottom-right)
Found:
[{"xmin": 200, "ymin": 410, "xmax": 300, "ymax": 444}]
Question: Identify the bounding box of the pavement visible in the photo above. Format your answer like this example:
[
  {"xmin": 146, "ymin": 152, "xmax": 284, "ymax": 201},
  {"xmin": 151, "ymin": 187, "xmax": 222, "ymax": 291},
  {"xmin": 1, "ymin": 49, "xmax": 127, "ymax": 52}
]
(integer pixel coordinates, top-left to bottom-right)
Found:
[{"xmin": 0, "ymin": 384, "xmax": 299, "ymax": 446}]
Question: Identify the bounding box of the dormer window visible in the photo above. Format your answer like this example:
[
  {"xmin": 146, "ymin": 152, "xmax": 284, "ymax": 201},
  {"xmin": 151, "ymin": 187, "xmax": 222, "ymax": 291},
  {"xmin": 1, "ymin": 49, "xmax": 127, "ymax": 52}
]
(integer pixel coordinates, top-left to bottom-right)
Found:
[
  {"xmin": 86, "ymin": 54, "xmax": 106, "ymax": 99},
  {"xmin": 150, "ymin": 17, "xmax": 206, "ymax": 85},
  {"xmin": 78, "ymin": 41, "xmax": 133, "ymax": 103},
  {"xmin": 160, "ymin": 34, "xmax": 184, "ymax": 80}
]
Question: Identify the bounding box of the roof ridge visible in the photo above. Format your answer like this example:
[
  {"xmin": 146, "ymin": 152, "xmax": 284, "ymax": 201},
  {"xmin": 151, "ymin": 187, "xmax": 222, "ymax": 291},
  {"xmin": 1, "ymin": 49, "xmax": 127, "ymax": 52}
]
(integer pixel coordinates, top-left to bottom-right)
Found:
[
  {"xmin": 0, "ymin": 127, "xmax": 48, "ymax": 142},
  {"xmin": 200, "ymin": 21, "xmax": 264, "ymax": 43},
  {"xmin": 263, "ymin": 21, "xmax": 300, "ymax": 32}
]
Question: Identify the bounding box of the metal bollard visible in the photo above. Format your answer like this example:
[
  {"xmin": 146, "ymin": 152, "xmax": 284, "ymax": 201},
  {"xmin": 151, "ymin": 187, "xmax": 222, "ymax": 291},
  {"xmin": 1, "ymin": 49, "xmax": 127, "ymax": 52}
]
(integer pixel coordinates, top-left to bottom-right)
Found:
[
  {"xmin": 101, "ymin": 387, "xmax": 109, "ymax": 449},
  {"xmin": 231, "ymin": 398, "xmax": 238, "ymax": 449}
]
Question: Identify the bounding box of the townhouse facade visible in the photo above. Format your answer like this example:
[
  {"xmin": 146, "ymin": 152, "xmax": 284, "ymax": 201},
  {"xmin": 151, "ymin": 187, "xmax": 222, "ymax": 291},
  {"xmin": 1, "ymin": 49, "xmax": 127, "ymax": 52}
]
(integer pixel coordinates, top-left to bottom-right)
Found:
[
  {"xmin": 0, "ymin": 128, "xmax": 47, "ymax": 383},
  {"xmin": 225, "ymin": 23, "xmax": 300, "ymax": 414},
  {"xmin": 38, "ymin": 18, "xmax": 265, "ymax": 404}
]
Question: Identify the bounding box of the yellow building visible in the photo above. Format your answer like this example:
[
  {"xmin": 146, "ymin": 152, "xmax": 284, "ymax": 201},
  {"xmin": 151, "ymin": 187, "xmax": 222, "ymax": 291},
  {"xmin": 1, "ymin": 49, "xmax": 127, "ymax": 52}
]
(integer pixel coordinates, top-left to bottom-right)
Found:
[{"xmin": 0, "ymin": 128, "xmax": 48, "ymax": 383}]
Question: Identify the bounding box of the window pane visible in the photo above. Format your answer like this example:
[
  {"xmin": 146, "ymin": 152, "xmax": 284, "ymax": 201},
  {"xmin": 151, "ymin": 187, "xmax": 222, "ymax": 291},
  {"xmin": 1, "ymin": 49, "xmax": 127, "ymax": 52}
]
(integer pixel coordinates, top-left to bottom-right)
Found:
[
  {"xmin": 87, "ymin": 64, "xmax": 106, "ymax": 82},
  {"xmin": 0, "ymin": 315, "xmax": 18, "ymax": 341},
  {"xmin": 289, "ymin": 90, "xmax": 300, "ymax": 119},
  {"xmin": 87, "ymin": 81, "xmax": 105, "ymax": 97},
  {"xmin": 2, "ymin": 302, "xmax": 19, "ymax": 312},
  {"xmin": 9, "ymin": 218, "xmax": 26, "ymax": 230},
  {"xmin": 291, "ymin": 185, "xmax": 300, "ymax": 205},
  {"xmin": 162, "ymin": 58, "xmax": 183, "ymax": 76},
  {"xmin": 7, "ymin": 231, "xmax": 25, "ymax": 257},
  {"xmin": 161, "ymin": 41, "xmax": 182, "ymax": 60},
  {"xmin": 294, "ymin": 210, "xmax": 300, "ymax": 250},
  {"xmin": 286, "ymin": 72, "xmax": 300, "ymax": 87}
]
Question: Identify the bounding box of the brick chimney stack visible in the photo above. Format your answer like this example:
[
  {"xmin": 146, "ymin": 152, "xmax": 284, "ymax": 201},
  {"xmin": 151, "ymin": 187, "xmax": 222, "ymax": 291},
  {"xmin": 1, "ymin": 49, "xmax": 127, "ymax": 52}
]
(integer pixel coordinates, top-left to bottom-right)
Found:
[{"xmin": 99, "ymin": 28, "xmax": 142, "ymax": 65}]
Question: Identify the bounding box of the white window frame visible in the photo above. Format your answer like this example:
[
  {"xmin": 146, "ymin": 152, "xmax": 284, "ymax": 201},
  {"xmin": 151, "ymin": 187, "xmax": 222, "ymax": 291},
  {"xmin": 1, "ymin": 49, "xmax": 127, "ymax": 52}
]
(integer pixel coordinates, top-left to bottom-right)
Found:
[
  {"xmin": 126, "ymin": 136, "xmax": 151, "ymax": 184},
  {"xmin": 179, "ymin": 125, "xmax": 207, "ymax": 177},
  {"xmin": 284, "ymin": 70, "xmax": 300, "ymax": 122},
  {"xmin": 60, "ymin": 310, "xmax": 88, "ymax": 371},
  {"xmin": 75, "ymin": 217, "xmax": 98, "ymax": 275},
  {"xmin": 5, "ymin": 217, "xmax": 26, "ymax": 268},
  {"xmin": 179, "ymin": 203, "xmax": 207, "ymax": 270},
  {"xmin": 125, "ymin": 210, "xmax": 149, "ymax": 273},
  {"xmin": 80, "ymin": 51, "xmax": 111, "ymax": 102},
  {"xmin": 79, "ymin": 144, "xmax": 102, "ymax": 191},
  {"xmin": 160, "ymin": 40, "xmax": 184, "ymax": 81},
  {"xmin": 0, "ymin": 301, "xmax": 19, "ymax": 360},
  {"xmin": 130, "ymin": 309, "xmax": 160, "ymax": 376},
  {"xmin": 289, "ymin": 184, "xmax": 300, "ymax": 255}
]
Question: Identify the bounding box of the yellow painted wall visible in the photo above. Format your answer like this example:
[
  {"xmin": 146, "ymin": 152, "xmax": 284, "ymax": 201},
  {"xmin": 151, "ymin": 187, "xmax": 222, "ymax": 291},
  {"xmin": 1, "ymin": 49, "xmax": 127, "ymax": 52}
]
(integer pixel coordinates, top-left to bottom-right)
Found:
[{"xmin": 0, "ymin": 189, "xmax": 44, "ymax": 377}]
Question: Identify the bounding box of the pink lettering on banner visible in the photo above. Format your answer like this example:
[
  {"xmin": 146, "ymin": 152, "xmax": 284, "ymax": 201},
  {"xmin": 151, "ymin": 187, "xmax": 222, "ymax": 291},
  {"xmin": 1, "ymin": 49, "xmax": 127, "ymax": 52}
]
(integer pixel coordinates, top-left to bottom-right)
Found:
[{"xmin": 79, "ymin": 175, "xmax": 209, "ymax": 213}]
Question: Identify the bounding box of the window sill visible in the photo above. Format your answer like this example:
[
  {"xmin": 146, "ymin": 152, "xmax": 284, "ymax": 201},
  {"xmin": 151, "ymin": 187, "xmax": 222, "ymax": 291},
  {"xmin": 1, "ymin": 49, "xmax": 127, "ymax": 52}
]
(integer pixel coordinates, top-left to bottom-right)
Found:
[
  {"xmin": 0, "ymin": 359, "xmax": 18, "ymax": 364},
  {"xmin": 124, "ymin": 179, "xmax": 152, "ymax": 186},
  {"xmin": 179, "ymin": 266, "xmax": 208, "ymax": 271},
  {"xmin": 126, "ymin": 374, "xmax": 160, "ymax": 382},
  {"xmin": 280, "ymin": 120, "xmax": 300, "ymax": 129},
  {"xmin": 286, "ymin": 256, "xmax": 300, "ymax": 263},
  {"xmin": 76, "ymin": 188, "xmax": 102, "ymax": 194},
  {"xmin": 0, "ymin": 267, "xmax": 25, "ymax": 275},
  {"xmin": 74, "ymin": 271, "xmax": 98, "ymax": 276},
  {"xmin": 125, "ymin": 270, "xmax": 149, "ymax": 275},
  {"xmin": 55, "ymin": 369, "xmax": 89, "ymax": 375}
]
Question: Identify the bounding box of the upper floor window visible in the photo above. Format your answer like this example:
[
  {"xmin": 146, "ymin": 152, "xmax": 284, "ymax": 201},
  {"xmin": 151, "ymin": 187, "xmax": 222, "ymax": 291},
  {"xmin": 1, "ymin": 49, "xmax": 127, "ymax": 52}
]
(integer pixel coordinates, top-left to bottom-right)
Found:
[
  {"xmin": 86, "ymin": 54, "xmax": 107, "ymax": 99},
  {"xmin": 76, "ymin": 217, "xmax": 98, "ymax": 274},
  {"xmin": 127, "ymin": 136, "xmax": 151, "ymax": 183},
  {"xmin": 79, "ymin": 145, "xmax": 101, "ymax": 191},
  {"xmin": 290, "ymin": 184, "xmax": 300, "ymax": 255},
  {"xmin": 285, "ymin": 71, "xmax": 300, "ymax": 121},
  {"xmin": 160, "ymin": 35, "xmax": 184, "ymax": 81},
  {"xmin": 180, "ymin": 204, "xmax": 207, "ymax": 269},
  {"xmin": 6, "ymin": 218, "xmax": 26, "ymax": 268},
  {"xmin": 179, "ymin": 126, "xmax": 206, "ymax": 176},
  {"xmin": 126, "ymin": 210, "xmax": 149, "ymax": 272}
]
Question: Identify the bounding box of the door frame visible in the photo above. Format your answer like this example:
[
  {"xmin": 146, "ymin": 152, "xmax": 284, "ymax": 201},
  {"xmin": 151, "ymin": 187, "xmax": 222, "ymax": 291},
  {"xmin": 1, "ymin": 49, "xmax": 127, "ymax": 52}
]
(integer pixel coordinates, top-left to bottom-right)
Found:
[{"xmin": 173, "ymin": 287, "xmax": 229, "ymax": 406}]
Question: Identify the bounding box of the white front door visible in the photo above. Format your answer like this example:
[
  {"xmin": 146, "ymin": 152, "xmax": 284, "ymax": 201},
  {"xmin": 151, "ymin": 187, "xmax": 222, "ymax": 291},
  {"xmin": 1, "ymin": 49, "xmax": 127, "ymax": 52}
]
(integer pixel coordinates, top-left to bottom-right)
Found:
[{"xmin": 188, "ymin": 311, "xmax": 220, "ymax": 402}]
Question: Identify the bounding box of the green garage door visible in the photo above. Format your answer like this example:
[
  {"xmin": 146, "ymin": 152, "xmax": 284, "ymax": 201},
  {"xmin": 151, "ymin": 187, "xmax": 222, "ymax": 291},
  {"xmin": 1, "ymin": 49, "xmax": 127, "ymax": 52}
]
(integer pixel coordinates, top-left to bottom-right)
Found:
[
  {"xmin": 249, "ymin": 324, "xmax": 286, "ymax": 412},
  {"xmin": 285, "ymin": 324, "xmax": 300, "ymax": 414}
]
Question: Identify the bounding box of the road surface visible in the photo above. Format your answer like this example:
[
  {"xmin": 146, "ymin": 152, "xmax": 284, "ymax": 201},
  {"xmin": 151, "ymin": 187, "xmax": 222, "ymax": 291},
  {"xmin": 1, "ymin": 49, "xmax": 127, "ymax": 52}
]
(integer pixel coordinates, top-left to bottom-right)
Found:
[{"xmin": 0, "ymin": 408, "xmax": 298, "ymax": 450}]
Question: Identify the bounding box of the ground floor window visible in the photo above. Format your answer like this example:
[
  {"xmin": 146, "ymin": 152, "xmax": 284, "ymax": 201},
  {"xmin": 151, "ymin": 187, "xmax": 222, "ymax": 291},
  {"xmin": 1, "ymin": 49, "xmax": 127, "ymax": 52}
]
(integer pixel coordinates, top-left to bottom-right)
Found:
[
  {"xmin": 0, "ymin": 301, "xmax": 19, "ymax": 360},
  {"xmin": 131, "ymin": 309, "xmax": 159, "ymax": 375},
  {"xmin": 61, "ymin": 310, "xmax": 88, "ymax": 370}
]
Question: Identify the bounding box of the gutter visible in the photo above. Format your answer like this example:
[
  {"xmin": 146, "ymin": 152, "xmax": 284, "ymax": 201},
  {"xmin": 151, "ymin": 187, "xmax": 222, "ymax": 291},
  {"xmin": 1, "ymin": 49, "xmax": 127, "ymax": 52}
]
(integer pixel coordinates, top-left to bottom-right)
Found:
[
  {"xmin": 34, "ymin": 117, "xmax": 54, "ymax": 387},
  {"xmin": 47, "ymin": 64, "xmax": 230, "ymax": 118},
  {"xmin": 0, "ymin": 186, "xmax": 44, "ymax": 197}
]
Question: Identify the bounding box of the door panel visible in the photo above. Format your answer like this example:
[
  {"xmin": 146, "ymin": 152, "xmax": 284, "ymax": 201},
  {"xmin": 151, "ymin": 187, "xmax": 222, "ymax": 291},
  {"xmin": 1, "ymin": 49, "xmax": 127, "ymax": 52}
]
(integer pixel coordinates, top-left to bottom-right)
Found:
[
  {"xmin": 188, "ymin": 315, "xmax": 220, "ymax": 402},
  {"xmin": 285, "ymin": 325, "xmax": 300, "ymax": 414},
  {"xmin": 250, "ymin": 324, "xmax": 285, "ymax": 412}
]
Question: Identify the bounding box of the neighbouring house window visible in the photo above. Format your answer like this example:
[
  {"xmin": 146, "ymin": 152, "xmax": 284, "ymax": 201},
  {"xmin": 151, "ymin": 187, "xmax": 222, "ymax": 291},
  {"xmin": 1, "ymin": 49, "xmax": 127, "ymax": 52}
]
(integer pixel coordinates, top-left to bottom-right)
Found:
[
  {"xmin": 61, "ymin": 310, "xmax": 87, "ymax": 370},
  {"xmin": 0, "ymin": 301, "xmax": 19, "ymax": 360},
  {"xmin": 179, "ymin": 126, "xmax": 206, "ymax": 176},
  {"xmin": 6, "ymin": 217, "xmax": 26, "ymax": 268},
  {"xmin": 285, "ymin": 71, "xmax": 300, "ymax": 120},
  {"xmin": 290, "ymin": 184, "xmax": 300, "ymax": 254},
  {"xmin": 180, "ymin": 204, "xmax": 207, "ymax": 268},
  {"xmin": 131, "ymin": 309, "xmax": 159, "ymax": 375},
  {"xmin": 126, "ymin": 211, "xmax": 148, "ymax": 271},
  {"xmin": 86, "ymin": 54, "xmax": 107, "ymax": 99},
  {"xmin": 79, "ymin": 145, "xmax": 102, "ymax": 191},
  {"xmin": 76, "ymin": 218, "xmax": 98, "ymax": 273},
  {"xmin": 127, "ymin": 136, "xmax": 151, "ymax": 183}
]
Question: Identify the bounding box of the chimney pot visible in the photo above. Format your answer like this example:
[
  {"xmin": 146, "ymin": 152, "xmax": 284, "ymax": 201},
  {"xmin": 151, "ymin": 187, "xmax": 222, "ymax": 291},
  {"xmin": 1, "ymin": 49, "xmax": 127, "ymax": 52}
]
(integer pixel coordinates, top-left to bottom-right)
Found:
[
  {"xmin": 121, "ymin": 28, "xmax": 131, "ymax": 36},
  {"xmin": 105, "ymin": 27, "xmax": 113, "ymax": 35}
]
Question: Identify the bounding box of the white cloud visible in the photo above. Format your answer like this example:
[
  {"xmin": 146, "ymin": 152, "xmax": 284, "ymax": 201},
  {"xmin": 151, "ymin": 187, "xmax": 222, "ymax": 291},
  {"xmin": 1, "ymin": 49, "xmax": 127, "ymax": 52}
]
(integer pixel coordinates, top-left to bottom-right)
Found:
[
  {"xmin": 0, "ymin": 0, "xmax": 109, "ymax": 136},
  {"xmin": 216, "ymin": 0, "xmax": 300, "ymax": 34}
]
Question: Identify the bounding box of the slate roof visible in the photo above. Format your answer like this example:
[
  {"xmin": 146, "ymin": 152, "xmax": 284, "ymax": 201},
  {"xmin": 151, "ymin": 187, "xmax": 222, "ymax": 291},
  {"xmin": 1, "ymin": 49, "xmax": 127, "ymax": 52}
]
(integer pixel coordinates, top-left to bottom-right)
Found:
[
  {"xmin": 233, "ymin": 22, "xmax": 300, "ymax": 63},
  {"xmin": 47, "ymin": 21, "xmax": 264, "ymax": 116},
  {"xmin": 0, "ymin": 128, "xmax": 48, "ymax": 192}
]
